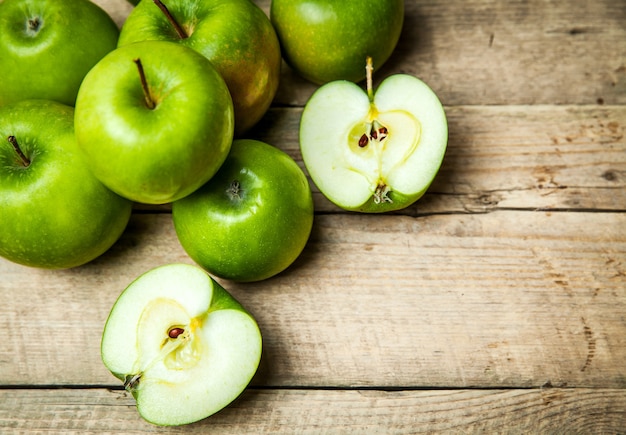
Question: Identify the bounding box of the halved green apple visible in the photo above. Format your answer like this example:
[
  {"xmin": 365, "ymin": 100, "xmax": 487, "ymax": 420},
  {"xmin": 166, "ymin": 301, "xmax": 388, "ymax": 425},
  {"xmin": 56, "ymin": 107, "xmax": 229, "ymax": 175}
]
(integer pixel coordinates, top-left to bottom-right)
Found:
[
  {"xmin": 299, "ymin": 58, "xmax": 448, "ymax": 212},
  {"xmin": 101, "ymin": 263, "xmax": 262, "ymax": 426}
]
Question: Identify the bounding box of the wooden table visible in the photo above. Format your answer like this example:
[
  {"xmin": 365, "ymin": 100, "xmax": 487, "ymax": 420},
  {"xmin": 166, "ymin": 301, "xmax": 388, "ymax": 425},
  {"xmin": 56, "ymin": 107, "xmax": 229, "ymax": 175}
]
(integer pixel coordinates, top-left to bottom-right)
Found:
[{"xmin": 2, "ymin": 0, "xmax": 625, "ymax": 432}]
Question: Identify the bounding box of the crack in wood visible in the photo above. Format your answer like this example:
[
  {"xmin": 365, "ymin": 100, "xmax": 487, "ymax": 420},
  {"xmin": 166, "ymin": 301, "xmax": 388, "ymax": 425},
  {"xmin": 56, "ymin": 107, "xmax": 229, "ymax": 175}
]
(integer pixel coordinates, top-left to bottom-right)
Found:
[{"xmin": 580, "ymin": 317, "xmax": 597, "ymax": 372}]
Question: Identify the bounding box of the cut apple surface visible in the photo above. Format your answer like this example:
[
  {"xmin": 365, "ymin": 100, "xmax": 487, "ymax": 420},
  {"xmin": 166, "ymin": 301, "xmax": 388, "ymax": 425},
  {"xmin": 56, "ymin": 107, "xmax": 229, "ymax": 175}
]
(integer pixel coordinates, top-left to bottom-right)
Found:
[
  {"xmin": 300, "ymin": 62, "xmax": 448, "ymax": 212},
  {"xmin": 101, "ymin": 263, "xmax": 262, "ymax": 426}
]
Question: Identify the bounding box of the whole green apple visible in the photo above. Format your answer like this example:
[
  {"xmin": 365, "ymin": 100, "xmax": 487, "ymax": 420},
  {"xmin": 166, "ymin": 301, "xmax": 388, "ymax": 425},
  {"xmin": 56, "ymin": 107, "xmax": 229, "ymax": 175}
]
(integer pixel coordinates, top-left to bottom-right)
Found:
[
  {"xmin": 118, "ymin": 0, "xmax": 281, "ymax": 135},
  {"xmin": 74, "ymin": 40, "xmax": 234, "ymax": 205},
  {"xmin": 299, "ymin": 58, "xmax": 448, "ymax": 212},
  {"xmin": 101, "ymin": 263, "xmax": 262, "ymax": 426},
  {"xmin": 0, "ymin": 0, "xmax": 119, "ymax": 106},
  {"xmin": 172, "ymin": 139, "xmax": 314, "ymax": 282},
  {"xmin": 0, "ymin": 99, "xmax": 132, "ymax": 269},
  {"xmin": 270, "ymin": 0, "xmax": 404, "ymax": 84}
]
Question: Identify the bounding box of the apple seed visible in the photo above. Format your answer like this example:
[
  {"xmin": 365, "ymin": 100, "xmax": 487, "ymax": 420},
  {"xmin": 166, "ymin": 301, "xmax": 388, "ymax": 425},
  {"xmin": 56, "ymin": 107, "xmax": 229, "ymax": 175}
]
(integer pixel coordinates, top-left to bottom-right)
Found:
[
  {"xmin": 168, "ymin": 327, "xmax": 185, "ymax": 339},
  {"xmin": 357, "ymin": 122, "xmax": 389, "ymax": 148},
  {"xmin": 6, "ymin": 136, "xmax": 30, "ymax": 167}
]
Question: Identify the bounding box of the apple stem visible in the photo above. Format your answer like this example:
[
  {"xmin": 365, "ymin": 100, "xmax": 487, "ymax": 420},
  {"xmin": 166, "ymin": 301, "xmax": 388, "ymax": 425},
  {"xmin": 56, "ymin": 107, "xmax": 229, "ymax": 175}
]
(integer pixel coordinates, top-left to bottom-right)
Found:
[
  {"xmin": 153, "ymin": 0, "xmax": 188, "ymax": 39},
  {"xmin": 366, "ymin": 56, "xmax": 374, "ymax": 102},
  {"xmin": 7, "ymin": 136, "xmax": 30, "ymax": 167},
  {"xmin": 134, "ymin": 58, "xmax": 156, "ymax": 110}
]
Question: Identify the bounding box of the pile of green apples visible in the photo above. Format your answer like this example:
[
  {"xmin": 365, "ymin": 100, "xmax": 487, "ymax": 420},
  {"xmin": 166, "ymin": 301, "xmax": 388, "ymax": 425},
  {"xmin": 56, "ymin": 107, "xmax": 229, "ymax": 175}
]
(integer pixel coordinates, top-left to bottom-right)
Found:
[{"xmin": 0, "ymin": 0, "xmax": 448, "ymax": 426}]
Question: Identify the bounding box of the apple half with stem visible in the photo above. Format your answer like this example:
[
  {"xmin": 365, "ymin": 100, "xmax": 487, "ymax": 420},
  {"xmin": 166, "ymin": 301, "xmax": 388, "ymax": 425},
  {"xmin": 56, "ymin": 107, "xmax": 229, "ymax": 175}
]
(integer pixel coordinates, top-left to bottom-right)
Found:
[
  {"xmin": 300, "ymin": 57, "xmax": 448, "ymax": 213},
  {"xmin": 101, "ymin": 263, "xmax": 262, "ymax": 426}
]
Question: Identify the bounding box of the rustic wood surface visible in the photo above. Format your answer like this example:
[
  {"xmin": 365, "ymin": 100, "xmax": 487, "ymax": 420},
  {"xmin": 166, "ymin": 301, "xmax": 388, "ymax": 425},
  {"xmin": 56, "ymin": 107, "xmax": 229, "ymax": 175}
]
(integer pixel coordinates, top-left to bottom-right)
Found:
[{"xmin": 1, "ymin": 0, "xmax": 625, "ymax": 433}]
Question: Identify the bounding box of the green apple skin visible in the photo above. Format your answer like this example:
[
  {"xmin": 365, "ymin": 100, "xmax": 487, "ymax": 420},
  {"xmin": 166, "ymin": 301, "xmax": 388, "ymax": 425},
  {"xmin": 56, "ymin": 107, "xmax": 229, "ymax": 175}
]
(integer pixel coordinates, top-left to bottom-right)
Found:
[
  {"xmin": 0, "ymin": 100, "xmax": 132, "ymax": 269},
  {"xmin": 0, "ymin": 0, "xmax": 119, "ymax": 107},
  {"xmin": 300, "ymin": 74, "xmax": 448, "ymax": 213},
  {"xmin": 270, "ymin": 0, "xmax": 404, "ymax": 84},
  {"xmin": 172, "ymin": 139, "xmax": 314, "ymax": 282},
  {"xmin": 118, "ymin": 0, "xmax": 281, "ymax": 135},
  {"xmin": 101, "ymin": 263, "xmax": 262, "ymax": 426},
  {"xmin": 75, "ymin": 40, "xmax": 234, "ymax": 205}
]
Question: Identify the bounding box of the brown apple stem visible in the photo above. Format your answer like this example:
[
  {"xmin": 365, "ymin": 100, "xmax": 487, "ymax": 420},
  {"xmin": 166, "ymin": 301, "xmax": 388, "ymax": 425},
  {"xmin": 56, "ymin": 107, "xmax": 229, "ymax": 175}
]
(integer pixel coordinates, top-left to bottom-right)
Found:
[
  {"xmin": 366, "ymin": 56, "xmax": 374, "ymax": 102},
  {"xmin": 153, "ymin": 0, "xmax": 188, "ymax": 39},
  {"xmin": 7, "ymin": 136, "xmax": 30, "ymax": 167},
  {"xmin": 134, "ymin": 58, "xmax": 156, "ymax": 110}
]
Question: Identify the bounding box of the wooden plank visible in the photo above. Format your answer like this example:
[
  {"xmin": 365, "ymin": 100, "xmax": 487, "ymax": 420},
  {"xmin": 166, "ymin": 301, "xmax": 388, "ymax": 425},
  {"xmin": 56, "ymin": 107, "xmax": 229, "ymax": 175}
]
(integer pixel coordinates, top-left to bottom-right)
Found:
[
  {"xmin": 247, "ymin": 105, "xmax": 626, "ymax": 214},
  {"xmin": 1, "ymin": 211, "xmax": 624, "ymax": 388},
  {"xmin": 270, "ymin": 0, "xmax": 626, "ymax": 107},
  {"xmin": 2, "ymin": 388, "xmax": 625, "ymax": 433},
  {"xmin": 136, "ymin": 105, "xmax": 626, "ymax": 214},
  {"xmin": 93, "ymin": 0, "xmax": 626, "ymax": 107}
]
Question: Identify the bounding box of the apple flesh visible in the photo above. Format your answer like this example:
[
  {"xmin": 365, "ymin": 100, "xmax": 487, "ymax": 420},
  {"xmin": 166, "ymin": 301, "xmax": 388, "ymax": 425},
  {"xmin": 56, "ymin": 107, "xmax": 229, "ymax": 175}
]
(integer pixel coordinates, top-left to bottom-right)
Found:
[
  {"xmin": 101, "ymin": 263, "xmax": 262, "ymax": 426},
  {"xmin": 299, "ymin": 59, "xmax": 448, "ymax": 212},
  {"xmin": 0, "ymin": 0, "xmax": 119, "ymax": 106}
]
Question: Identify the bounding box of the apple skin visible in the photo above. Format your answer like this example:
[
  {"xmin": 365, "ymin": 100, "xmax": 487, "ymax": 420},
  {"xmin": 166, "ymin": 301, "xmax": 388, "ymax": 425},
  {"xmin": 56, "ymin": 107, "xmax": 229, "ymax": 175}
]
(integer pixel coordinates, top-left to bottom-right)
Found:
[
  {"xmin": 270, "ymin": 0, "xmax": 404, "ymax": 84},
  {"xmin": 118, "ymin": 0, "xmax": 281, "ymax": 135},
  {"xmin": 101, "ymin": 263, "xmax": 262, "ymax": 426},
  {"xmin": 0, "ymin": 99, "xmax": 132, "ymax": 269},
  {"xmin": 172, "ymin": 139, "xmax": 314, "ymax": 282},
  {"xmin": 74, "ymin": 40, "xmax": 234, "ymax": 205},
  {"xmin": 0, "ymin": 0, "xmax": 119, "ymax": 107},
  {"xmin": 300, "ymin": 74, "xmax": 448, "ymax": 213}
]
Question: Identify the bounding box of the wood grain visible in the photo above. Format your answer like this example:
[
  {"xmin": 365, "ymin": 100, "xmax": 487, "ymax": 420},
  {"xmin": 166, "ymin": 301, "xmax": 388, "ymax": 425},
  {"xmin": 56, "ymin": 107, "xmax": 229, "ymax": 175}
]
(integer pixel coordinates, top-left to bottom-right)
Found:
[
  {"xmin": 270, "ymin": 0, "xmax": 626, "ymax": 107},
  {"xmin": 1, "ymin": 211, "xmax": 624, "ymax": 388},
  {"xmin": 247, "ymin": 105, "xmax": 626, "ymax": 214},
  {"xmin": 2, "ymin": 388, "xmax": 625, "ymax": 434},
  {"xmin": 1, "ymin": 0, "xmax": 624, "ymax": 432},
  {"xmin": 92, "ymin": 0, "xmax": 626, "ymax": 106}
]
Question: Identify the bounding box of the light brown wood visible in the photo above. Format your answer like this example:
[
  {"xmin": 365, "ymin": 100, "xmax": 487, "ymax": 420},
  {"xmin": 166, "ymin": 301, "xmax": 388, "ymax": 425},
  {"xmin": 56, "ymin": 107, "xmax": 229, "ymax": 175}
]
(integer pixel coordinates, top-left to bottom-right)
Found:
[
  {"xmin": 1, "ymin": 211, "xmax": 624, "ymax": 388},
  {"xmin": 1, "ymin": 0, "xmax": 624, "ymax": 432},
  {"xmin": 248, "ymin": 105, "xmax": 626, "ymax": 214},
  {"xmin": 271, "ymin": 0, "xmax": 626, "ymax": 107},
  {"xmin": 2, "ymin": 388, "xmax": 625, "ymax": 433}
]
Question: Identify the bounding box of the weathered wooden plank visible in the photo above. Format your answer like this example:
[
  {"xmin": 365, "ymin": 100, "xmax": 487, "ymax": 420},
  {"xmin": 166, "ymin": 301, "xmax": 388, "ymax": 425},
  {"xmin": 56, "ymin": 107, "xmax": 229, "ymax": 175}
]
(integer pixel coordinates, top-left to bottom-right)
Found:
[
  {"xmin": 2, "ymin": 388, "xmax": 625, "ymax": 433},
  {"xmin": 1, "ymin": 211, "xmax": 624, "ymax": 388},
  {"xmin": 93, "ymin": 0, "xmax": 626, "ymax": 107},
  {"xmin": 270, "ymin": 0, "xmax": 626, "ymax": 107},
  {"xmin": 247, "ymin": 105, "xmax": 626, "ymax": 214},
  {"xmin": 136, "ymin": 105, "xmax": 626, "ymax": 214}
]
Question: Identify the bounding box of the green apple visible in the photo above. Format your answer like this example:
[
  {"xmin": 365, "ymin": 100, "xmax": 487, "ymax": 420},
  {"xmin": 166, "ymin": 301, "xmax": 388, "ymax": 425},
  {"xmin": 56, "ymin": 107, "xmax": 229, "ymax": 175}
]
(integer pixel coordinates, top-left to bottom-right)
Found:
[
  {"xmin": 270, "ymin": 0, "xmax": 404, "ymax": 84},
  {"xmin": 0, "ymin": 99, "xmax": 132, "ymax": 269},
  {"xmin": 74, "ymin": 40, "xmax": 234, "ymax": 205},
  {"xmin": 0, "ymin": 0, "xmax": 119, "ymax": 106},
  {"xmin": 172, "ymin": 139, "xmax": 314, "ymax": 282},
  {"xmin": 118, "ymin": 0, "xmax": 281, "ymax": 135},
  {"xmin": 299, "ymin": 58, "xmax": 448, "ymax": 213},
  {"xmin": 101, "ymin": 263, "xmax": 262, "ymax": 426}
]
